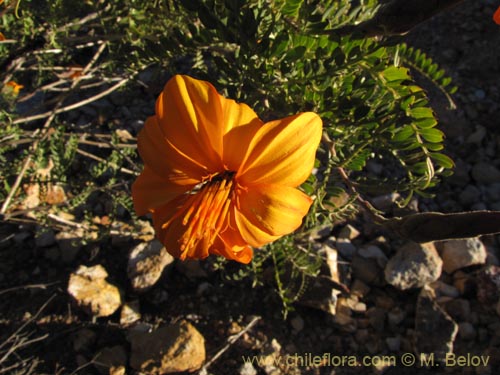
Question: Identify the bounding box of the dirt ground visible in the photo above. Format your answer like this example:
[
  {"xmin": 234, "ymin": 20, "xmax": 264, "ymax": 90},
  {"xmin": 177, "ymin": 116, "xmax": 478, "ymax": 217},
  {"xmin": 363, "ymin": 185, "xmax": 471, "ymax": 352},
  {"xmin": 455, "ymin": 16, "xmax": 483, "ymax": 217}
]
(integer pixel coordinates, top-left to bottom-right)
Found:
[{"xmin": 1, "ymin": 1, "xmax": 500, "ymax": 375}]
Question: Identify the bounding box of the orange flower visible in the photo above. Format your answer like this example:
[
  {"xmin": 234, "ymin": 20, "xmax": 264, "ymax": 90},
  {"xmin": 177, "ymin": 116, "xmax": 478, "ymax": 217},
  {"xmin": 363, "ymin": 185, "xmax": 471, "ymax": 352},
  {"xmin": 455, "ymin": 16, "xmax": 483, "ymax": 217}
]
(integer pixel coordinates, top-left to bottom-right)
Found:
[
  {"xmin": 4, "ymin": 80, "xmax": 24, "ymax": 94},
  {"xmin": 494, "ymin": 6, "xmax": 500, "ymax": 25},
  {"xmin": 132, "ymin": 75, "xmax": 322, "ymax": 264}
]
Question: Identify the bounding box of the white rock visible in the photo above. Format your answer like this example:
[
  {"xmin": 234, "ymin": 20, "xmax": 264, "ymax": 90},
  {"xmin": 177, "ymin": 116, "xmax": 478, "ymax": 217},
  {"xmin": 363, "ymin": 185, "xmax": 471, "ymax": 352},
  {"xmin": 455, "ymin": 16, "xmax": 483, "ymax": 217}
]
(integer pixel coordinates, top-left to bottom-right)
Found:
[
  {"xmin": 239, "ymin": 362, "xmax": 258, "ymax": 375},
  {"xmin": 128, "ymin": 240, "xmax": 174, "ymax": 292},
  {"xmin": 129, "ymin": 321, "xmax": 205, "ymax": 374},
  {"xmin": 440, "ymin": 238, "xmax": 487, "ymax": 274},
  {"xmin": 68, "ymin": 265, "xmax": 121, "ymax": 317},
  {"xmin": 384, "ymin": 242, "xmax": 442, "ymax": 290},
  {"xmin": 120, "ymin": 300, "xmax": 141, "ymax": 326}
]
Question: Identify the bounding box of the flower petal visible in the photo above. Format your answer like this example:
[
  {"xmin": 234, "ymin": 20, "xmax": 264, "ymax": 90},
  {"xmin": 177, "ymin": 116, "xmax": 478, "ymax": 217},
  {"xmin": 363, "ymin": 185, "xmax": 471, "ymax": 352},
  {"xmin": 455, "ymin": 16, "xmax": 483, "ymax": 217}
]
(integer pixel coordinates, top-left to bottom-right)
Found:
[
  {"xmin": 211, "ymin": 240, "xmax": 253, "ymax": 264},
  {"xmin": 221, "ymin": 98, "xmax": 263, "ymax": 170},
  {"xmin": 156, "ymin": 75, "xmax": 225, "ymax": 172},
  {"xmin": 237, "ymin": 112, "xmax": 322, "ymax": 187},
  {"xmin": 494, "ymin": 6, "xmax": 500, "ymax": 25},
  {"xmin": 138, "ymin": 115, "xmax": 209, "ymax": 182},
  {"xmin": 234, "ymin": 184, "xmax": 312, "ymax": 247},
  {"xmin": 152, "ymin": 197, "xmax": 212, "ymax": 260},
  {"xmin": 152, "ymin": 196, "xmax": 253, "ymax": 263},
  {"xmin": 131, "ymin": 165, "xmax": 195, "ymax": 216},
  {"xmin": 214, "ymin": 209, "xmax": 254, "ymax": 263}
]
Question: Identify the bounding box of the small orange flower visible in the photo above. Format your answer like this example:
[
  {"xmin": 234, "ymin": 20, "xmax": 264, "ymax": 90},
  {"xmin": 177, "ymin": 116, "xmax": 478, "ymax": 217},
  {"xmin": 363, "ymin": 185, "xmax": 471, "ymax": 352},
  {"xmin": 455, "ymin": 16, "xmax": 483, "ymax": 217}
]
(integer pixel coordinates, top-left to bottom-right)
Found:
[
  {"xmin": 4, "ymin": 80, "xmax": 24, "ymax": 94},
  {"xmin": 494, "ymin": 6, "xmax": 500, "ymax": 25},
  {"xmin": 132, "ymin": 75, "xmax": 322, "ymax": 264}
]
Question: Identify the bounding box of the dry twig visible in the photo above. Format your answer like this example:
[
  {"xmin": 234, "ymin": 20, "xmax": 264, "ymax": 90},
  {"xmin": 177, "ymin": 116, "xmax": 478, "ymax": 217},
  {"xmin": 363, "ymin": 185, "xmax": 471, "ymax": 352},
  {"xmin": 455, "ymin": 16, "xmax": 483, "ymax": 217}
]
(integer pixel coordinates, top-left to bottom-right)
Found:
[
  {"xmin": 198, "ymin": 316, "xmax": 261, "ymax": 375},
  {"xmin": 1, "ymin": 43, "xmax": 112, "ymax": 215}
]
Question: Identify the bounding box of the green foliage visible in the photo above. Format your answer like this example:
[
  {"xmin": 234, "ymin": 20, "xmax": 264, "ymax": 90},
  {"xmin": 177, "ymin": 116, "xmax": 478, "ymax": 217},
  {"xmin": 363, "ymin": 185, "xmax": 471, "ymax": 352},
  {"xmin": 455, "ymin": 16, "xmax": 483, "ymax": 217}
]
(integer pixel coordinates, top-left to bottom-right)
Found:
[
  {"xmin": 395, "ymin": 43, "xmax": 458, "ymax": 108},
  {"xmin": 270, "ymin": 237, "xmax": 322, "ymax": 318},
  {"xmin": 0, "ymin": 0, "xmax": 456, "ymax": 316}
]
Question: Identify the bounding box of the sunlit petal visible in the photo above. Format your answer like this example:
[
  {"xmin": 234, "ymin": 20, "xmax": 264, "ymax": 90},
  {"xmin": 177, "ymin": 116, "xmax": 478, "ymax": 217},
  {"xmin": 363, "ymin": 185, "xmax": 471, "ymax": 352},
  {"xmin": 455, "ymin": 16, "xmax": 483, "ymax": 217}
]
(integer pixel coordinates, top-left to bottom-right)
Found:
[
  {"xmin": 238, "ymin": 112, "xmax": 322, "ymax": 187},
  {"xmin": 131, "ymin": 165, "xmax": 195, "ymax": 216},
  {"xmin": 156, "ymin": 75, "xmax": 224, "ymax": 171},
  {"xmin": 138, "ymin": 115, "xmax": 209, "ymax": 182},
  {"xmin": 234, "ymin": 184, "xmax": 312, "ymax": 247},
  {"xmin": 221, "ymin": 98, "xmax": 263, "ymax": 170},
  {"xmin": 211, "ymin": 238, "xmax": 253, "ymax": 264}
]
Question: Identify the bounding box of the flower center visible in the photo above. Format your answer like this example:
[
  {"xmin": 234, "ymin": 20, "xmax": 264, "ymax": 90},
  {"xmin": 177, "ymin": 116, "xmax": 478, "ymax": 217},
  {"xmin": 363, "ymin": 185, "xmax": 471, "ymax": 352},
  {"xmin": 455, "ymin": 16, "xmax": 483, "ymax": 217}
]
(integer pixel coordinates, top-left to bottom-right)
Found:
[{"xmin": 178, "ymin": 171, "xmax": 236, "ymax": 258}]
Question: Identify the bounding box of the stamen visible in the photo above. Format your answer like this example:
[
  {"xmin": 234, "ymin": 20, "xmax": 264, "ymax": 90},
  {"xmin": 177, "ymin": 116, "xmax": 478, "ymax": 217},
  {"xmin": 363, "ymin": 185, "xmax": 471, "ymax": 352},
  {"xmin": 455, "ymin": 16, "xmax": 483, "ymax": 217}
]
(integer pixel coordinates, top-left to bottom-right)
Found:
[{"xmin": 176, "ymin": 172, "xmax": 235, "ymax": 256}]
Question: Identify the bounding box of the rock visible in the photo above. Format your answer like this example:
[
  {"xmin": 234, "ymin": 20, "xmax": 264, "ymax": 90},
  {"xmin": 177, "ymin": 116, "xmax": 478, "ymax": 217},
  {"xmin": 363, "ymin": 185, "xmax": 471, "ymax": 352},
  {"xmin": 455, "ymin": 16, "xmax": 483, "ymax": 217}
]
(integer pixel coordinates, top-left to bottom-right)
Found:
[
  {"xmin": 444, "ymin": 299, "xmax": 471, "ymax": 322},
  {"xmin": 414, "ymin": 286, "xmax": 458, "ymax": 362},
  {"xmin": 56, "ymin": 230, "xmax": 84, "ymax": 263},
  {"xmin": 147, "ymin": 288, "xmax": 169, "ymax": 305},
  {"xmin": 297, "ymin": 275, "xmax": 339, "ymax": 315},
  {"xmin": 387, "ymin": 307, "xmax": 406, "ymax": 328},
  {"xmin": 386, "ymin": 336, "xmax": 401, "ymax": 351},
  {"xmin": 335, "ymin": 239, "xmax": 357, "ymax": 260},
  {"xmin": 120, "ymin": 300, "xmax": 141, "ymax": 326},
  {"xmin": 384, "ymin": 242, "xmax": 442, "ymax": 290},
  {"xmin": 440, "ymin": 238, "xmax": 487, "ymax": 274},
  {"xmin": 239, "ymin": 362, "xmax": 258, "ymax": 375},
  {"xmin": 290, "ymin": 315, "xmax": 304, "ymax": 332},
  {"xmin": 358, "ymin": 245, "xmax": 388, "ymax": 268},
  {"xmin": 485, "ymin": 183, "xmax": 500, "ymax": 201},
  {"xmin": 196, "ymin": 282, "xmax": 213, "ymax": 296},
  {"xmin": 43, "ymin": 246, "xmax": 60, "ymax": 261},
  {"xmin": 366, "ymin": 307, "xmax": 386, "ymax": 333},
  {"xmin": 371, "ymin": 193, "xmax": 400, "ymax": 211},
  {"xmin": 338, "ymin": 224, "xmax": 360, "ymax": 240},
  {"xmin": 297, "ymin": 245, "xmax": 343, "ymax": 315},
  {"xmin": 466, "ymin": 125, "xmax": 486, "ymax": 144},
  {"xmin": 256, "ymin": 339, "xmax": 283, "ymax": 375},
  {"xmin": 471, "ymin": 162, "xmax": 500, "ymax": 184},
  {"xmin": 94, "ymin": 346, "xmax": 127, "ymax": 375},
  {"xmin": 129, "ymin": 320, "xmax": 205, "ymax": 374},
  {"xmin": 352, "ymin": 255, "xmax": 385, "ymax": 286},
  {"xmin": 430, "ymin": 280, "xmax": 460, "ymax": 298},
  {"xmin": 486, "ymin": 245, "xmax": 500, "ymax": 266},
  {"xmin": 175, "ymin": 259, "xmax": 208, "ymax": 279},
  {"xmin": 67, "ymin": 265, "xmax": 122, "ymax": 317},
  {"xmin": 333, "ymin": 313, "xmax": 357, "ymax": 332},
  {"xmin": 453, "ymin": 271, "xmax": 475, "ymax": 295},
  {"xmin": 448, "ymin": 159, "xmax": 471, "ymax": 187},
  {"xmin": 458, "ymin": 322, "xmax": 476, "ymax": 341},
  {"xmin": 109, "ymin": 366, "xmax": 126, "ymax": 375},
  {"xmin": 458, "ymin": 185, "xmax": 481, "ymax": 206},
  {"xmin": 73, "ymin": 329, "xmax": 97, "ymax": 352},
  {"xmin": 308, "ymin": 224, "xmax": 332, "ymax": 240},
  {"xmin": 128, "ymin": 240, "xmax": 174, "ymax": 292},
  {"xmin": 476, "ymin": 265, "xmax": 500, "ymax": 304},
  {"xmin": 350, "ymin": 279, "xmax": 371, "ymax": 298},
  {"xmin": 35, "ymin": 228, "xmax": 56, "ymax": 247}
]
